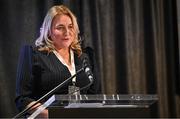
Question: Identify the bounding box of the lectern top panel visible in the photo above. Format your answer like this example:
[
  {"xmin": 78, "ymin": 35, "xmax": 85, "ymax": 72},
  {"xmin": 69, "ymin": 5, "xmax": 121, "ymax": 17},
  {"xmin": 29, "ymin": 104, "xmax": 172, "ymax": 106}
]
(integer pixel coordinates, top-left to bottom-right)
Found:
[
  {"xmin": 47, "ymin": 94, "xmax": 158, "ymax": 108},
  {"xmin": 54, "ymin": 94, "xmax": 158, "ymax": 101}
]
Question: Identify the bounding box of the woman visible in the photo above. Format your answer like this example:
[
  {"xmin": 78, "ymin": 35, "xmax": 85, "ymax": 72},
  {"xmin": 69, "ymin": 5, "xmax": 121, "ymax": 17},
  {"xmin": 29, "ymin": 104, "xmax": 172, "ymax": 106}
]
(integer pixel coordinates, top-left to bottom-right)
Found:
[{"xmin": 15, "ymin": 5, "xmax": 100, "ymax": 118}]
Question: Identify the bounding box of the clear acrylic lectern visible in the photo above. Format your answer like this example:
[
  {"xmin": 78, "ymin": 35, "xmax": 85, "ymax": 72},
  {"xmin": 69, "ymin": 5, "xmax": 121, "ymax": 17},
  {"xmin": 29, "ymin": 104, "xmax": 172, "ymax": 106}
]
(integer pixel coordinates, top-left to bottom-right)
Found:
[{"xmin": 28, "ymin": 94, "xmax": 158, "ymax": 118}]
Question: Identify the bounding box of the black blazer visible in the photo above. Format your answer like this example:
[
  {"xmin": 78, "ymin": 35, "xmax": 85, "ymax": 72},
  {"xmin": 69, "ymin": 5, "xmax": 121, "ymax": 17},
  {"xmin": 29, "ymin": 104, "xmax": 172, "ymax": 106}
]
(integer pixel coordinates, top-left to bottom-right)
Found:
[{"xmin": 15, "ymin": 45, "xmax": 101, "ymax": 111}]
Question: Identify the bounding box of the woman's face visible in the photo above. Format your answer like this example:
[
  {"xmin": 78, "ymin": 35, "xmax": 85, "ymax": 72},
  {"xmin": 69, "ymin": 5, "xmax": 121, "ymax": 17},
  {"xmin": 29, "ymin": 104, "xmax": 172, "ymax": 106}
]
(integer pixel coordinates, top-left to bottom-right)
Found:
[{"xmin": 50, "ymin": 14, "xmax": 74, "ymax": 50}]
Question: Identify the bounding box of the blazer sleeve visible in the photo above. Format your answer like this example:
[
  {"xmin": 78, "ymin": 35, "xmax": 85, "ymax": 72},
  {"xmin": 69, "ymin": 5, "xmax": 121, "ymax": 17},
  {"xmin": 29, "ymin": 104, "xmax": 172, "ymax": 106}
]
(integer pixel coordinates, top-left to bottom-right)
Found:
[{"xmin": 15, "ymin": 45, "xmax": 35, "ymax": 111}]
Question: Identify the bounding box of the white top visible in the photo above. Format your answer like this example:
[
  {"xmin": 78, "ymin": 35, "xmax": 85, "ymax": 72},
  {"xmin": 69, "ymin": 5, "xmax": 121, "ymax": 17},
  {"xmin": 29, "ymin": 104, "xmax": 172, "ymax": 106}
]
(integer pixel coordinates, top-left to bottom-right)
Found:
[{"xmin": 53, "ymin": 49, "xmax": 76, "ymax": 83}]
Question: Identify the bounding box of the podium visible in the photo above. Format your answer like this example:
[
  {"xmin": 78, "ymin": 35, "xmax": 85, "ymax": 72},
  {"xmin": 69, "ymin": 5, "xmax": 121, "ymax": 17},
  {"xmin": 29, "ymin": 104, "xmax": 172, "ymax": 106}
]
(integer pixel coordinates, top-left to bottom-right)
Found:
[{"xmin": 29, "ymin": 94, "xmax": 158, "ymax": 118}]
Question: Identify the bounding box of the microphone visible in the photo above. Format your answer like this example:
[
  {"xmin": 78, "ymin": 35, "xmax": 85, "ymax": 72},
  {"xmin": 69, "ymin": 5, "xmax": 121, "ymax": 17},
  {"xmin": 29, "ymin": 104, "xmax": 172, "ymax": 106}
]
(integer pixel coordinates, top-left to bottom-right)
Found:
[
  {"xmin": 82, "ymin": 54, "xmax": 94, "ymax": 83},
  {"xmin": 65, "ymin": 56, "xmax": 94, "ymax": 96}
]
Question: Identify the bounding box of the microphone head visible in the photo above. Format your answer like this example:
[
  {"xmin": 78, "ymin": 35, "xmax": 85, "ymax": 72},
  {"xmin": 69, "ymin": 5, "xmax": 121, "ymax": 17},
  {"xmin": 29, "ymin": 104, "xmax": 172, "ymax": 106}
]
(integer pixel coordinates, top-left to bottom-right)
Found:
[
  {"xmin": 84, "ymin": 67, "xmax": 94, "ymax": 83},
  {"xmin": 81, "ymin": 54, "xmax": 94, "ymax": 83}
]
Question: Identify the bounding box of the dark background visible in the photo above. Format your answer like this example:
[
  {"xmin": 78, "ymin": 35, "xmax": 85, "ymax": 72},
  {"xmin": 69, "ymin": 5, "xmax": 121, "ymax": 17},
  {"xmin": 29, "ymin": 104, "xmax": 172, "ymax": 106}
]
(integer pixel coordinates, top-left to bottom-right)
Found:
[{"xmin": 0, "ymin": 0, "xmax": 179, "ymax": 118}]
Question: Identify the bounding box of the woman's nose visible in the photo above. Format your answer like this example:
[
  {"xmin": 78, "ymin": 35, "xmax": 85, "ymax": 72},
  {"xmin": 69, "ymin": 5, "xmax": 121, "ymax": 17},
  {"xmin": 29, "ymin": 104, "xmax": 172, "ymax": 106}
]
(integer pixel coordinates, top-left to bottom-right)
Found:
[{"xmin": 64, "ymin": 27, "xmax": 70, "ymax": 35}]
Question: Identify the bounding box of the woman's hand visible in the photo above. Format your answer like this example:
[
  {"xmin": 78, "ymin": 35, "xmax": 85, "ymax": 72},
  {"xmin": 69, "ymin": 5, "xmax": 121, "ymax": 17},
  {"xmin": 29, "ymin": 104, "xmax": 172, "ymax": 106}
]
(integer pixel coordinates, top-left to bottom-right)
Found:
[{"xmin": 27, "ymin": 101, "xmax": 49, "ymax": 118}]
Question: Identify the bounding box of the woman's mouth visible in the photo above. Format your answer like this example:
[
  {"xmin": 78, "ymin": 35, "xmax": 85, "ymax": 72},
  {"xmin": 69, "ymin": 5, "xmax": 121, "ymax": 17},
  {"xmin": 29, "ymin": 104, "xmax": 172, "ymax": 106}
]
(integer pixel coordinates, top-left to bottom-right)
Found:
[{"xmin": 63, "ymin": 38, "xmax": 69, "ymax": 40}]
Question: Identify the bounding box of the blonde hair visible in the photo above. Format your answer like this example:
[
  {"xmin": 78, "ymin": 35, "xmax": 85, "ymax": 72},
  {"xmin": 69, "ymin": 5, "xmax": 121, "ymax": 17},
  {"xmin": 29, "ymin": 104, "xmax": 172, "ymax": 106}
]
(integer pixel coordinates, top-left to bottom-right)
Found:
[{"xmin": 35, "ymin": 5, "xmax": 82, "ymax": 56}]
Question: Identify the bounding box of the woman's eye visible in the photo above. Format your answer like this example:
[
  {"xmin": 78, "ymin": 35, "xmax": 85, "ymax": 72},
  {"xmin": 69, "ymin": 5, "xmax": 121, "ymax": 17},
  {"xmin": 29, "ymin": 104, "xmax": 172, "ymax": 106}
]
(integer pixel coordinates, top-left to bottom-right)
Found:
[
  {"xmin": 68, "ymin": 25, "xmax": 74, "ymax": 31},
  {"xmin": 68, "ymin": 25, "xmax": 73, "ymax": 29},
  {"xmin": 56, "ymin": 26, "xmax": 64, "ymax": 30}
]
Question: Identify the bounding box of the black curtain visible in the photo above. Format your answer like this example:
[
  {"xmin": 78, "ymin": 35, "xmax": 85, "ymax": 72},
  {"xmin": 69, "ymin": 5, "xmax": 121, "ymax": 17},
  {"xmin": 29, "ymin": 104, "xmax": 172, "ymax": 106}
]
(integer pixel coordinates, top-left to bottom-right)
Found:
[{"xmin": 0, "ymin": 0, "xmax": 179, "ymax": 117}]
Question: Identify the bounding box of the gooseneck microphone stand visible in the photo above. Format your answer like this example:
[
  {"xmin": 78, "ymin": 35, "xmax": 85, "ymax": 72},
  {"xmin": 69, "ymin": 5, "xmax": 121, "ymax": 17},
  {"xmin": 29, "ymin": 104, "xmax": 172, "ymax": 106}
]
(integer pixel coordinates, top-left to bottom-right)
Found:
[{"xmin": 13, "ymin": 68, "xmax": 84, "ymax": 119}]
